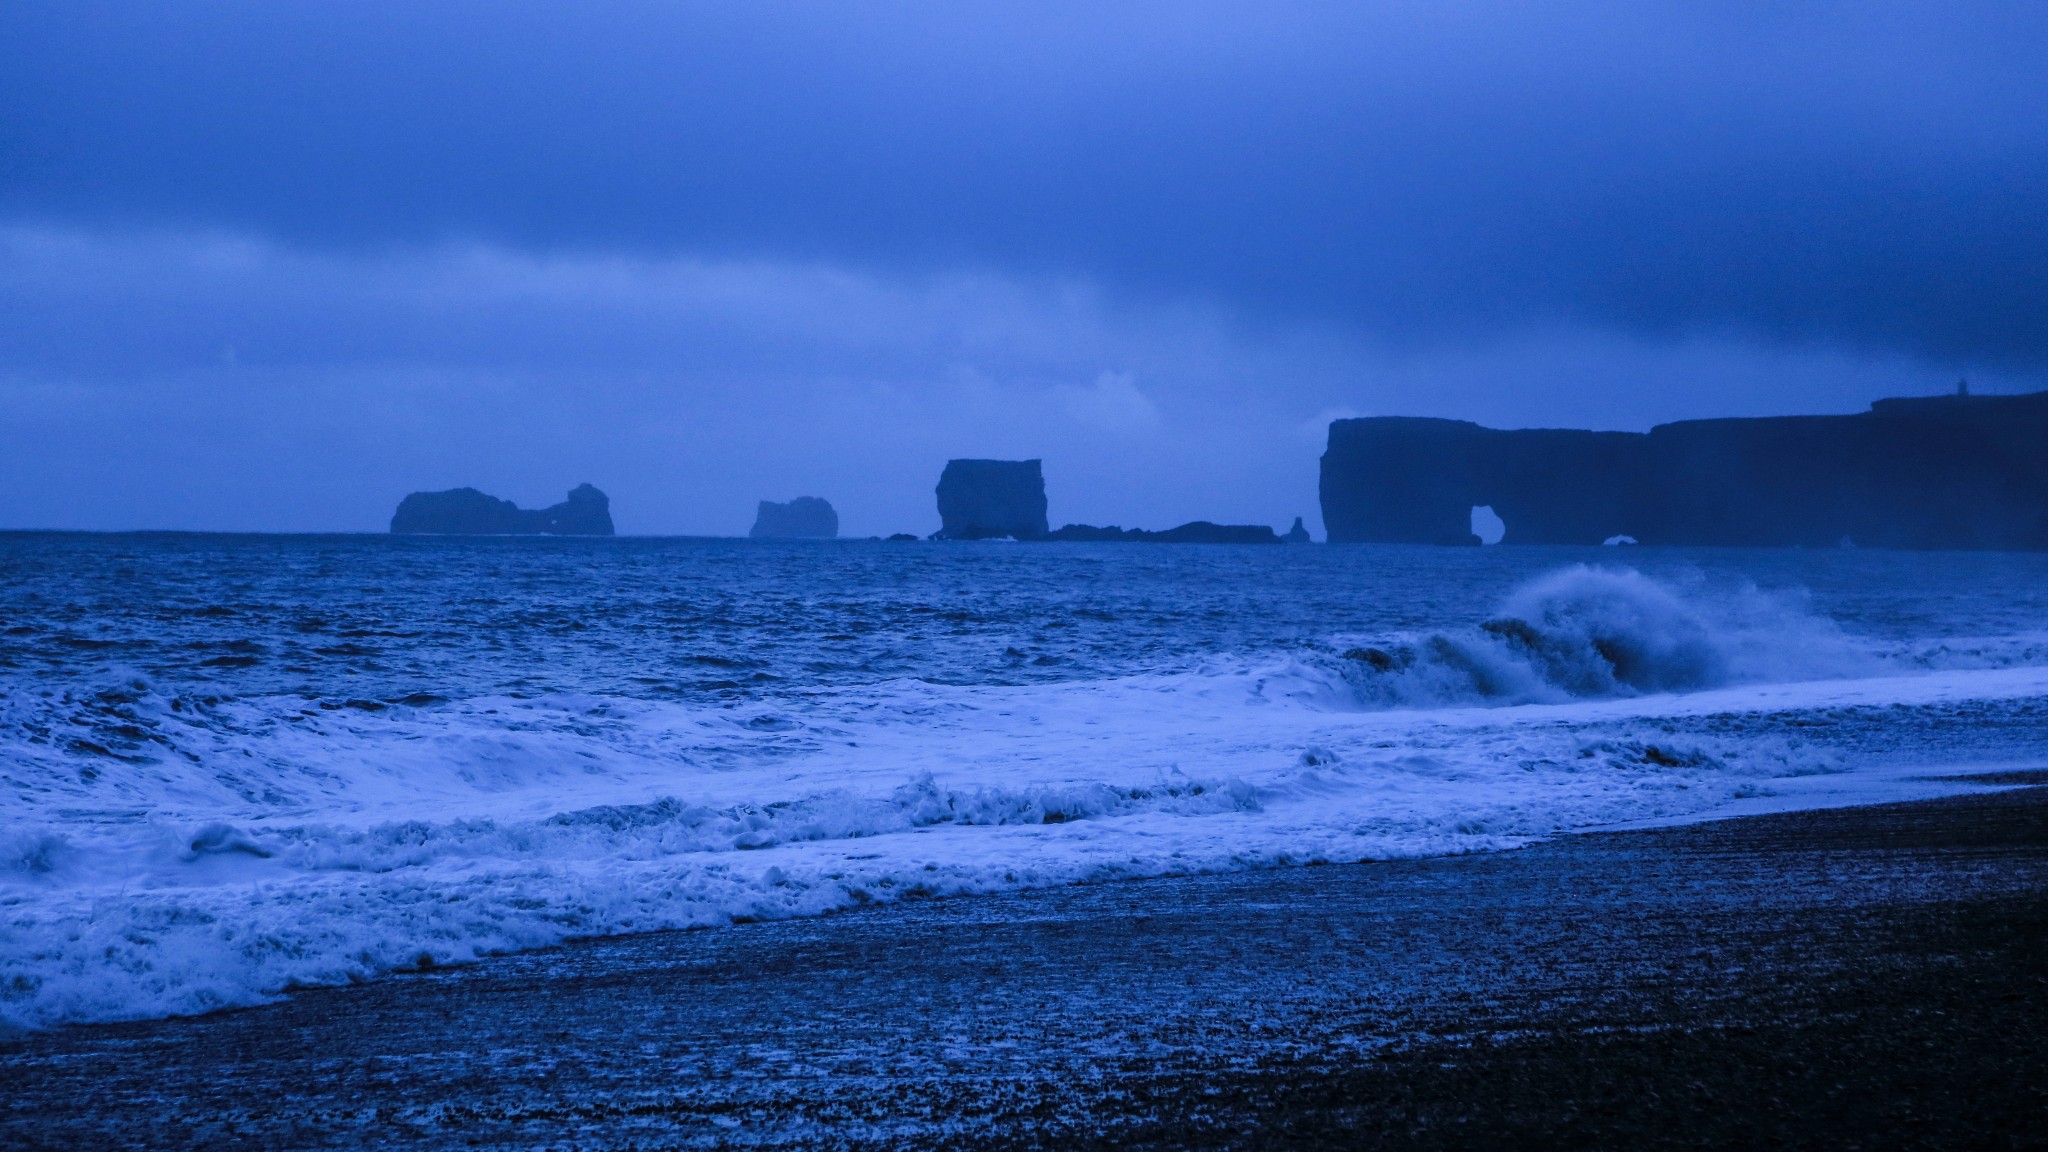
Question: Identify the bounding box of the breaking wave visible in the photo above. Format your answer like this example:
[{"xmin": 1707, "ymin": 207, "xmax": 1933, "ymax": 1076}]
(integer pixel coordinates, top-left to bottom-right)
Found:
[
  {"xmin": 4, "ymin": 562, "xmax": 2046, "ymax": 1031},
  {"xmin": 1321, "ymin": 566, "xmax": 1875, "ymax": 708}
]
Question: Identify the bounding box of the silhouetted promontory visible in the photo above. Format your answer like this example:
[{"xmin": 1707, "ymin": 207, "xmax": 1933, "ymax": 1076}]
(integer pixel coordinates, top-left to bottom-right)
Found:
[
  {"xmin": 390, "ymin": 484, "xmax": 615, "ymax": 535},
  {"xmin": 750, "ymin": 497, "xmax": 838, "ymax": 539},
  {"xmin": 1320, "ymin": 390, "xmax": 2048, "ymax": 550}
]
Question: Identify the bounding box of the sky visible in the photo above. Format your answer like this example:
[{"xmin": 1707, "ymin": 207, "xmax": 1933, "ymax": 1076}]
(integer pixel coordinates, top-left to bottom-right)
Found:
[{"xmin": 3, "ymin": 1, "xmax": 2045, "ymax": 535}]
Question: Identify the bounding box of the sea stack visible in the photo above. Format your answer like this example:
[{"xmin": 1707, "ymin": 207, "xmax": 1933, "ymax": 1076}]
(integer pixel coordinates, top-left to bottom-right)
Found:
[
  {"xmin": 934, "ymin": 460, "xmax": 1049, "ymax": 540},
  {"xmin": 390, "ymin": 483, "xmax": 615, "ymax": 535},
  {"xmin": 751, "ymin": 497, "xmax": 839, "ymax": 539},
  {"xmin": 1319, "ymin": 390, "xmax": 2048, "ymax": 550}
]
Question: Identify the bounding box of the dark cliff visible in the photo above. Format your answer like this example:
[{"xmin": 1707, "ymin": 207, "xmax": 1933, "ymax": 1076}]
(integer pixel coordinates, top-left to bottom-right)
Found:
[
  {"xmin": 390, "ymin": 483, "xmax": 615, "ymax": 535},
  {"xmin": 934, "ymin": 460, "xmax": 1049, "ymax": 540},
  {"xmin": 751, "ymin": 497, "xmax": 838, "ymax": 539},
  {"xmin": 1319, "ymin": 391, "xmax": 2048, "ymax": 550}
]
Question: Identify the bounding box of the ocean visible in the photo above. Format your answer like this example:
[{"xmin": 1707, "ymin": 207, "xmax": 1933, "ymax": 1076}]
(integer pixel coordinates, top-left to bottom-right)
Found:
[{"xmin": 4, "ymin": 533, "xmax": 2046, "ymax": 1030}]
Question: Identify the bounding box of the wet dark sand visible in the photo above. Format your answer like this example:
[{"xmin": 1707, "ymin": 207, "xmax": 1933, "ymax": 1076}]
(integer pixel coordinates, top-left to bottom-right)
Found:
[{"xmin": 5, "ymin": 777, "xmax": 2046, "ymax": 1150}]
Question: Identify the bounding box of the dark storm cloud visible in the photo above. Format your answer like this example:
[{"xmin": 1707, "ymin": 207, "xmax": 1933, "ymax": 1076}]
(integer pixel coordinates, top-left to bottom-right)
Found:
[{"xmin": 5, "ymin": 1, "xmax": 2046, "ymax": 366}]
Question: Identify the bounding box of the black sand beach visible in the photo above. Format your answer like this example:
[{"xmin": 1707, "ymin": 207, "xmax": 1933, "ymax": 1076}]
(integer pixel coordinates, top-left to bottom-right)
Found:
[{"xmin": 5, "ymin": 778, "xmax": 2045, "ymax": 1150}]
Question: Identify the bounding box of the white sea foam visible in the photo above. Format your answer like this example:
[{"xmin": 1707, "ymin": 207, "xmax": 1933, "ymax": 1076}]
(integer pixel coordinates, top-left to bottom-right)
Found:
[{"xmin": 2, "ymin": 566, "xmax": 2044, "ymax": 1030}]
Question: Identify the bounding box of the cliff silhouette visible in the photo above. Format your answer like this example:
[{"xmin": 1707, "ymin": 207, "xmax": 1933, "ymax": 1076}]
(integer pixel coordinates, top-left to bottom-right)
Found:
[{"xmin": 1319, "ymin": 390, "xmax": 2048, "ymax": 549}]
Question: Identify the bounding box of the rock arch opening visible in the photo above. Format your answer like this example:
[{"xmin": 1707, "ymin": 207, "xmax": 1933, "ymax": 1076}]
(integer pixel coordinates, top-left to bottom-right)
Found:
[{"xmin": 1470, "ymin": 504, "xmax": 1506, "ymax": 545}]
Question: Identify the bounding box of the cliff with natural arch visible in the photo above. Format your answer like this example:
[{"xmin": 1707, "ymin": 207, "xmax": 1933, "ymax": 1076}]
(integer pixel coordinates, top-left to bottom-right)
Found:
[{"xmin": 1319, "ymin": 391, "xmax": 2048, "ymax": 550}]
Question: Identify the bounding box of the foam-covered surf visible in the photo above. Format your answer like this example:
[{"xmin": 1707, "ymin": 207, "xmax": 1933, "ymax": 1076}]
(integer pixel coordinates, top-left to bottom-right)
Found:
[{"xmin": 3, "ymin": 535, "xmax": 2045, "ymax": 1029}]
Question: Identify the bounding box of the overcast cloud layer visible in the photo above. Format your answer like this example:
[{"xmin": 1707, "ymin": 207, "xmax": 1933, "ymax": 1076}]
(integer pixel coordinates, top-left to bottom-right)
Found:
[{"xmin": 3, "ymin": 2, "xmax": 2045, "ymax": 533}]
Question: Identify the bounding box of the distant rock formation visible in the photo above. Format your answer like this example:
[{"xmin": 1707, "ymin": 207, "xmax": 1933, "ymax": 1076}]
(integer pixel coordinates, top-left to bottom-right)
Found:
[
  {"xmin": 934, "ymin": 459, "xmax": 1049, "ymax": 540},
  {"xmin": 390, "ymin": 483, "xmax": 615, "ymax": 535},
  {"xmin": 542, "ymin": 484, "xmax": 615, "ymax": 535},
  {"xmin": 1281, "ymin": 517, "xmax": 1312, "ymax": 544},
  {"xmin": 1319, "ymin": 390, "xmax": 2048, "ymax": 549},
  {"xmin": 886, "ymin": 533, "xmax": 921, "ymax": 542},
  {"xmin": 930, "ymin": 457, "xmax": 1292, "ymax": 543},
  {"xmin": 750, "ymin": 497, "xmax": 838, "ymax": 539},
  {"xmin": 1045, "ymin": 521, "xmax": 1282, "ymax": 544}
]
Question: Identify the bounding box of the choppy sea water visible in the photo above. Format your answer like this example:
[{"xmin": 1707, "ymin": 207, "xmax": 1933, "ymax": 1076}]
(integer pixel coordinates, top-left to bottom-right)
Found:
[{"xmin": 3, "ymin": 533, "xmax": 2047, "ymax": 1029}]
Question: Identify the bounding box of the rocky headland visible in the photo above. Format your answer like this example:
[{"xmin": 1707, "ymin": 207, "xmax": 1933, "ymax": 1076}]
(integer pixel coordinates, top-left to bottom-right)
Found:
[{"xmin": 1320, "ymin": 389, "xmax": 2048, "ymax": 548}]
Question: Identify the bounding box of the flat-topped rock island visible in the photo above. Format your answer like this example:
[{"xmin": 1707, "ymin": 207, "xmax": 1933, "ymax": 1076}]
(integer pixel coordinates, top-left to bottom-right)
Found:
[{"xmin": 750, "ymin": 497, "xmax": 838, "ymax": 539}]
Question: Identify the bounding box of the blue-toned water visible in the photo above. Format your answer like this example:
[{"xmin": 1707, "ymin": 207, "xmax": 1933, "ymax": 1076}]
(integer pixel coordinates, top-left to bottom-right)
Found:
[
  {"xmin": 10, "ymin": 533, "xmax": 2048, "ymax": 698},
  {"xmin": 4, "ymin": 533, "xmax": 2047, "ymax": 1029}
]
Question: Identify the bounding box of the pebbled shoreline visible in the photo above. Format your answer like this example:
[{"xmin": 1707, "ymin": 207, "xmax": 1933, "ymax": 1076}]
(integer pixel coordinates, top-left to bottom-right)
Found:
[{"xmin": 4, "ymin": 775, "xmax": 2045, "ymax": 1150}]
